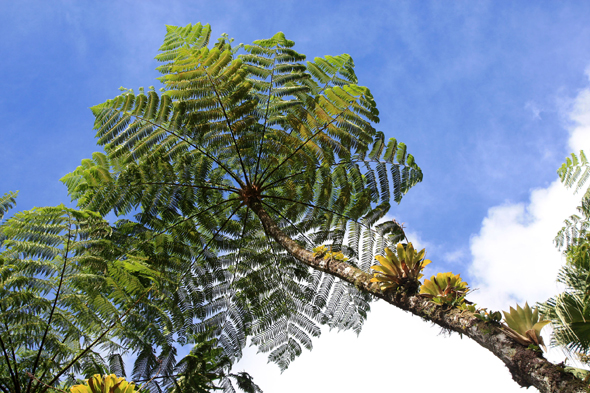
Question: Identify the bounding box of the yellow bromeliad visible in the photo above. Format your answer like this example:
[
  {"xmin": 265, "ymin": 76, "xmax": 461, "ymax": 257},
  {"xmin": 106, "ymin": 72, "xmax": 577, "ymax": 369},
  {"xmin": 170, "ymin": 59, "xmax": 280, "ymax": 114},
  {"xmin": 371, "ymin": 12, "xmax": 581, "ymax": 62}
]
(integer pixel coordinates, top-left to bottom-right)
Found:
[
  {"xmin": 370, "ymin": 243, "xmax": 430, "ymax": 293},
  {"xmin": 70, "ymin": 374, "xmax": 139, "ymax": 393},
  {"xmin": 420, "ymin": 272, "xmax": 469, "ymax": 306}
]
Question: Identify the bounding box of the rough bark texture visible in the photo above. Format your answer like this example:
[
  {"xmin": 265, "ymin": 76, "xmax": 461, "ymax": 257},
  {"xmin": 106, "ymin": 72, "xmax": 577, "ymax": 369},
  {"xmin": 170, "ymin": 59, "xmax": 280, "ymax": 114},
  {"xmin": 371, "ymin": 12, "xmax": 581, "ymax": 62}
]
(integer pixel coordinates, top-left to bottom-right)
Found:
[{"xmin": 250, "ymin": 200, "xmax": 588, "ymax": 393}]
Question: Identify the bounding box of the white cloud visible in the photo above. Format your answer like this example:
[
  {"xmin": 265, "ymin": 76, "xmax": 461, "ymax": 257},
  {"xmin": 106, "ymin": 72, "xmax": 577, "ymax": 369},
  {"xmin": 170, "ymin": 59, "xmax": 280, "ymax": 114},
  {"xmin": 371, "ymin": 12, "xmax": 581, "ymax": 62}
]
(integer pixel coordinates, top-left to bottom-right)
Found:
[
  {"xmin": 403, "ymin": 227, "xmax": 430, "ymax": 251},
  {"xmin": 567, "ymin": 79, "xmax": 590, "ymax": 152},
  {"xmin": 443, "ymin": 248, "xmax": 466, "ymax": 263},
  {"xmin": 469, "ymin": 180, "xmax": 578, "ymax": 310},
  {"xmin": 525, "ymin": 100, "xmax": 542, "ymax": 120}
]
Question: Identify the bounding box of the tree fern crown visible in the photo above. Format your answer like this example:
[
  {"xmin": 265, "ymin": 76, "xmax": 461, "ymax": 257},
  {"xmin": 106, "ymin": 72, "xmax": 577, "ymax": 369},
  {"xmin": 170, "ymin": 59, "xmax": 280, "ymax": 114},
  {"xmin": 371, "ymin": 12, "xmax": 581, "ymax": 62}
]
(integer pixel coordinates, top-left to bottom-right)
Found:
[{"xmin": 61, "ymin": 23, "xmax": 423, "ymax": 370}]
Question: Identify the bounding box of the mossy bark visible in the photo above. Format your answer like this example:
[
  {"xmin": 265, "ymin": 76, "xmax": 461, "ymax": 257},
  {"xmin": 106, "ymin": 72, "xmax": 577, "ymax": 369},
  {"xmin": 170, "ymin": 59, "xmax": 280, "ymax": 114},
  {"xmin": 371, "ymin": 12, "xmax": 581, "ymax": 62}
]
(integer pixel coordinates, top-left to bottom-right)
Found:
[{"xmin": 250, "ymin": 200, "xmax": 588, "ymax": 393}]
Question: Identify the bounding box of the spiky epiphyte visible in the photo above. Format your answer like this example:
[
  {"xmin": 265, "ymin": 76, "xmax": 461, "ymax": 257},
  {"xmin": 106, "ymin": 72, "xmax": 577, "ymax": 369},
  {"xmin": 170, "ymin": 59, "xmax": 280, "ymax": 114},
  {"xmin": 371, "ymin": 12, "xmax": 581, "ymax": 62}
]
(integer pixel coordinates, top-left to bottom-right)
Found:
[
  {"xmin": 70, "ymin": 374, "xmax": 139, "ymax": 393},
  {"xmin": 369, "ymin": 243, "xmax": 431, "ymax": 293},
  {"xmin": 419, "ymin": 272, "xmax": 469, "ymax": 306},
  {"xmin": 502, "ymin": 303, "xmax": 550, "ymax": 350}
]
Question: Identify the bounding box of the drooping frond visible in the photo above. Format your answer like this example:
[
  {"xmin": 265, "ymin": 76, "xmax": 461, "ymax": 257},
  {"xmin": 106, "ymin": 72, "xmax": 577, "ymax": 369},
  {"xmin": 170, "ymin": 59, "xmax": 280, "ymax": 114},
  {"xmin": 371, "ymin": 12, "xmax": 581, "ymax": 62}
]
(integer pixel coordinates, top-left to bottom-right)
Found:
[
  {"xmin": 543, "ymin": 151, "xmax": 590, "ymax": 363},
  {"xmin": 555, "ymin": 209, "xmax": 590, "ymax": 251},
  {"xmin": 63, "ymin": 23, "xmax": 423, "ymax": 370}
]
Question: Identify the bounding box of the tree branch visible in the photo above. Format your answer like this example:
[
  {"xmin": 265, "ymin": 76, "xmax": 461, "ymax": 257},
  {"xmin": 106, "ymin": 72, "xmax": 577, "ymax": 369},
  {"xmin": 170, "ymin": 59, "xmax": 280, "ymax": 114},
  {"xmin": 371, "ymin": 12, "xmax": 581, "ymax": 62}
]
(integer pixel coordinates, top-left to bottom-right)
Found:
[
  {"xmin": 252, "ymin": 54, "xmax": 277, "ymax": 185},
  {"xmin": 176, "ymin": 201, "xmax": 243, "ymax": 284},
  {"xmin": 204, "ymin": 69, "xmax": 251, "ymax": 187},
  {"xmin": 249, "ymin": 199, "xmax": 588, "ymax": 393},
  {"xmin": 138, "ymin": 181, "xmax": 239, "ymax": 194},
  {"xmin": 258, "ymin": 112, "xmax": 343, "ymax": 186},
  {"xmin": 260, "ymin": 194, "xmax": 371, "ymax": 231}
]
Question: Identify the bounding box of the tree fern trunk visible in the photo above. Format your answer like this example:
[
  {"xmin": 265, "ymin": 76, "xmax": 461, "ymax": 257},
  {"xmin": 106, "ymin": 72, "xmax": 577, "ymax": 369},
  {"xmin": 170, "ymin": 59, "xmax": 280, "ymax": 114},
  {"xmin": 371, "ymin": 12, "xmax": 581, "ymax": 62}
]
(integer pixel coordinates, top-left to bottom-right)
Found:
[{"xmin": 250, "ymin": 199, "xmax": 587, "ymax": 393}]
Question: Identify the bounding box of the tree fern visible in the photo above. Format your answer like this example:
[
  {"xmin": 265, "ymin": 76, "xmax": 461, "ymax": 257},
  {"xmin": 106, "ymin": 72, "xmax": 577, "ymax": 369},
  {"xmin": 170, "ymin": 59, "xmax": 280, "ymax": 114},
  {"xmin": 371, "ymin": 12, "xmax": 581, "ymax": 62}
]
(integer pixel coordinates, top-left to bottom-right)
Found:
[{"xmin": 62, "ymin": 23, "xmax": 423, "ymax": 370}]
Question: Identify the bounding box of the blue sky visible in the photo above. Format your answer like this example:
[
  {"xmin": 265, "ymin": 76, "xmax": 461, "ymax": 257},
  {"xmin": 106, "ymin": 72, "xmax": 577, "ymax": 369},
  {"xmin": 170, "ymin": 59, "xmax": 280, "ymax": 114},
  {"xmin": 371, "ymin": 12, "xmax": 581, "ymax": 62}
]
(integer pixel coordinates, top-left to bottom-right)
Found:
[{"xmin": 2, "ymin": 1, "xmax": 590, "ymax": 392}]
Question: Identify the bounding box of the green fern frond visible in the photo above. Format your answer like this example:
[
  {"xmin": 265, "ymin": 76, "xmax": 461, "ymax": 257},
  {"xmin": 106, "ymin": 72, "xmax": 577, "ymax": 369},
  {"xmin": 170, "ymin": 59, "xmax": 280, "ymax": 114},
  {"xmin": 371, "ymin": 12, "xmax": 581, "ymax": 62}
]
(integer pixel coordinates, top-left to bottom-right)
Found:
[
  {"xmin": 540, "ymin": 240, "xmax": 590, "ymax": 355},
  {"xmin": 0, "ymin": 201, "xmax": 221, "ymax": 392}
]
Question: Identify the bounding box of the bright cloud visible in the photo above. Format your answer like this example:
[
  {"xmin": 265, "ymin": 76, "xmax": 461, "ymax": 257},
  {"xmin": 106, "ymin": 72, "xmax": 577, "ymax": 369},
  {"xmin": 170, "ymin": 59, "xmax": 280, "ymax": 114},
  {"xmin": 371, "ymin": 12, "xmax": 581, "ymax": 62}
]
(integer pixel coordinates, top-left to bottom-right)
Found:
[
  {"xmin": 469, "ymin": 180, "xmax": 579, "ymax": 310},
  {"xmin": 567, "ymin": 72, "xmax": 590, "ymax": 152}
]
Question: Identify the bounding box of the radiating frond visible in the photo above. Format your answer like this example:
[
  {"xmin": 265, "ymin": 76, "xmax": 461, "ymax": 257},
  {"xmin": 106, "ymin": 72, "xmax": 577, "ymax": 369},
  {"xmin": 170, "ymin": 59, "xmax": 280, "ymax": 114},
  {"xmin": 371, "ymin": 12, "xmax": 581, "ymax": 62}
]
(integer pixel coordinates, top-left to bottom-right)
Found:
[{"xmin": 558, "ymin": 151, "xmax": 590, "ymax": 194}]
